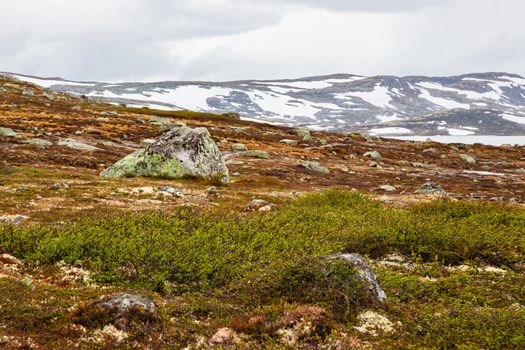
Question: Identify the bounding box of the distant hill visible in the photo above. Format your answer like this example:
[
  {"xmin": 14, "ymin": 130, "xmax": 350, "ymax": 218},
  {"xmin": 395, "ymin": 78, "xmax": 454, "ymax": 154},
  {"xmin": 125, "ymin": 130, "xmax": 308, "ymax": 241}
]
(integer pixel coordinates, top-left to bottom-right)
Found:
[{"xmin": 4, "ymin": 71, "xmax": 525, "ymax": 136}]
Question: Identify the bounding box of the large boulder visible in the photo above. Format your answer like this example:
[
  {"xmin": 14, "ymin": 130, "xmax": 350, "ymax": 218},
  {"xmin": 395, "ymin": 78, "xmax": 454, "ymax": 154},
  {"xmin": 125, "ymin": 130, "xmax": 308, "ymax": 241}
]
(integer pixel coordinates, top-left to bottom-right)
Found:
[{"xmin": 101, "ymin": 126, "xmax": 229, "ymax": 182}]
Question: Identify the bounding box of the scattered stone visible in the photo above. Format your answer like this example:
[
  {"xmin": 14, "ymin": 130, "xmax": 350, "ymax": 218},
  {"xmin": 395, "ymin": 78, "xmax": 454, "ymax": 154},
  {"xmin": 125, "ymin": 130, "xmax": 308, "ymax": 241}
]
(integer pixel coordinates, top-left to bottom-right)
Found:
[
  {"xmin": 91, "ymin": 325, "xmax": 128, "ymax": 343},
  {"xmin": 158, "ymin": 186, "xmax": 184, "ymax": 198},
  {"xmin": 244, "ymin": 199, "xmax": 273, "ymax": 212},
  {"xmin": 416, "ymin": 182, "xmax": 447, "ymax": 195},
  {"xmin": 99, "ymin": 111, "xmax": 120, "ymax": 116},
  {"xmin": 354, "ymin": 311, "xmax": 396, "ymax": 336},
  {"xmin": 368, "ymin": 161, "xmax": 382, "ymax": 169},
  {"xmin": 379, "ymin": 185, "xmax": 396, "ymax": 192},
  {"xmin": 43, "ymin": 91, "xmax": 55, "ymax": 100},
  {"xmin": 290, "ymin": 128, "xmax": 312, "ymax": 141},
  {"xmin": 140, "ymin": 138, "xmax": 156, "ymax": 148},
  {"xmin": 74, "ymin": 130, "xmax": 83, "ymax": 135},
  {"xmin": 71, "ymin": 105, "xmax": 82, "ymax": 111},
  {"xmin": 343, "ymin": 154, "xmax": 357, "ymax": 160},
  {"xmin": 226, "ymin": 160, "xmax": 245, "ymax": 165},
  {"xmin": 57, "ymin": 138, "xmax": 100, "ymax": 152},
  {"xmin": 97, "ymin": 293, "xmax": 157, "ymax": 317},
  {"xmin": 101, "ymin": 126, "xmax": 229, "ymax": 182},
  {"xmin": 231, "ymin": 143, "xmax": 247, "ymax": 152},
  {"xmin": 299, "ymin": 160, "xmax": 330, "ymax": 174},
  {"xmin": 210, "ymin": 327, "xmax": 240, "ymax": 346},
  {"xmin": 0, "ymin": 127, "xmax": 18, "ymax": 137},
  {"xmin": 327, "ymin": 253, "xmax": 387, "ymax": 303},
  {"xmin": 22, "ymin": 88, "xmax": 34, "ymax": 96},
  {"xmin": 422, "ymin": 148, "xmax": 440, "ymax": 157},
  {"xmin": 410, "ymin": 162, "xmax": 426, "ymax": 168},
  {"xmin": 52, "ymin": 182, "xmax": 70, "ymax": 189},
  {"xmin": 363, "ymin": 151, "xmax": 382, "ymax": 161},
  {"xmin": 460, "ymin": 154, "xmax": 477, "ymax": 164},
  {"xmin": 0, "ymin": 215, "xmax": 28, "ymax": 225},
  {"xmin": 279, "ymin": 139, "xmax": 298, "ymax": 146},
  {"xmin": 23, "ymin": 138, "xmax": 53, "ymax": 147},
  {"xmin": 244, "ymin": 150, "xmax": 271, "ymax": 159}
]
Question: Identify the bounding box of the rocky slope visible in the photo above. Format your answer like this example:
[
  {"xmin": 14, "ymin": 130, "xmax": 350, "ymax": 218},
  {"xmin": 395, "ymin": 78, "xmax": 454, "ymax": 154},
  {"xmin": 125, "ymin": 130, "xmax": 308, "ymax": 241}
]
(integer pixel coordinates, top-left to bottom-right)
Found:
[
  {"xmin": 4, "ymin": 71, "xmax": 525, "ymax": 136},
  {"xmin": 1, "ymin": 74, "xmax": 525, "ymax": 349}
]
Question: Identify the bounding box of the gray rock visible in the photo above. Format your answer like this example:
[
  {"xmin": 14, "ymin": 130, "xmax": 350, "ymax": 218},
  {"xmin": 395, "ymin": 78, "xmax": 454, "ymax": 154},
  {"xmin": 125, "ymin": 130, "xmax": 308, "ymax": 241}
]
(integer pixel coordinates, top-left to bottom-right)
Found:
[
  {"xmin": 0, "ymin": 127, "xmax": 18, "ymax": 137},
  {"xmin": 57, "ymin": 138, "xmax": 100, "ymax": 152},
  {"xmin": 364, "ymin": 151, "xmax": 382, "ymax": 161},
  {"xmin": 101, "ymin": 126, "xmax": 229, "ymax": 182},
  {"xmin": 416, "ymin": 182, "xmax": 447, "ymax": 195},
  {"xmin": 22, "ymin": 88, "xmax": 34, "ymax": 96},
  {"xmin": 0, "ymin": 215, "xmax": 28, "ymax": 225},
  {"xmin": 422, "ymin": 148, "xmax": 440, "ymax": 157},
  {"xmin": 379, "ymin": 185, "xmax": 396, "ymax": 192},
  {"xmin": 140, "ymin": 138, "xmax": 156, "ymax": 148},
  {"xmin": 299, "ymin": 160, "xmax": 330, "ymax": 174},
  {"xmin": 244, "ymin": 150, "xmax": 271, "ymax": 159},
  {"xmin": 97, "ymin": 293, "xmax": 157, "ymax": 316},
  {"xmin": 52, "ymin": 182, "xmax": 70, "ymax": 189},
  {"xmin": 279, "ymin": 139, "xmax": 298, "ymax": 146},
  {"xmin": 23, "ymin": 138, "xmax": 53, "ymax": 147},
  {"xmin": 327, "ymin": 253, "xmax": 387, "ymax": 303},
  {"xmin": 158, "ymin": 186, "xmax": 184, "ymax": 198},
  {"xmin": 231, "ymin": 143, "xmax": 247, "ymax": 152},
  {"xmin": 43, "ymin": 91, "xmax": 55, "ymax": 100},
  {"xmin": 460, "ymin": 154, "xmax": 477, "ymax": 164},
  {"xmin": 290, "ymin": 128, "xmax": 312, "ymax": 141},
  {"xmin": 226, "ymin": 160, "xmax": 245, "ymax": 165}
]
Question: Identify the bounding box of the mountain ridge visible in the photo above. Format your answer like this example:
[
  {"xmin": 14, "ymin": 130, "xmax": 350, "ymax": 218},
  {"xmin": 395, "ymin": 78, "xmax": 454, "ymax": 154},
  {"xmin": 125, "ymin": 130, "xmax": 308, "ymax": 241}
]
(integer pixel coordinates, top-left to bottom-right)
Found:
[{"xmin": 3, "ymin": 71, "xmax": 525, "ymax": 136}]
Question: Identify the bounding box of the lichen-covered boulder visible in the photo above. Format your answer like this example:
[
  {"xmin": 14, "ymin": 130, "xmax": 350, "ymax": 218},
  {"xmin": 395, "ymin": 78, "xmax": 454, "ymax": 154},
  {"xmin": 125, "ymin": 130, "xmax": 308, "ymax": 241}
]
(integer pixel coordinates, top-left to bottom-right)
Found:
[{"xmin": 101, "ymin": 126, "xmax": 229, "ymax": 182}]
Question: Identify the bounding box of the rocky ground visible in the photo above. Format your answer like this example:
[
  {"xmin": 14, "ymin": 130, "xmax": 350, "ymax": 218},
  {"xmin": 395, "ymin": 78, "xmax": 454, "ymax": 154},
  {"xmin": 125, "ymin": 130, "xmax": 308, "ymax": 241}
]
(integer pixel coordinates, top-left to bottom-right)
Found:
[{"xmin": 1, "ymin": 76, "xmax": 525, "ymax": 349}]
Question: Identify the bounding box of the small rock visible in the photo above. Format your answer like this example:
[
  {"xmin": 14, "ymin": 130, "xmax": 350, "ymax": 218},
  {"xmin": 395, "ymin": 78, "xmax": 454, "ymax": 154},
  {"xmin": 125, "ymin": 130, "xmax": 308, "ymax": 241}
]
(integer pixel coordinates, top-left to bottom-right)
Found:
[
  {"xmin": 279, "ymin": 139, "xmax": 298, "ymax": 146},
  {"xmin": 244, "ymin": 150, "xmax": 271, "ymax": 159},
  {"xmin": 368, "ymin": 161, "xmax": 382, "ymax": 169},
  {"xmin": 43, "ymin": 91, "xmax": 55, "ymax": 100},
  {"xmin": 231, "ymin": 143, "xmax": 247, "ymax": 152},
  {"xmin": 244, "ymin": 199, "xmax": 273, "ymax": 212},
  {"xmin": 327, "ymin": 253, "xmax": 387, "ymax": 302},
  {"xmin": 460, "ymin": 154, "xmax": 477, "ymax": 164},
  {"xmin": 379, "ymin": 185, "xmax": 396, "ymax": 192},
  {"xmin": 58, "ymin": 138, "xmax": 100, "ymax": 152},
  {"xmin": 415, "ymin": 182, "xmax": 447, "ymax": 195},
  {"xmin": 422, "ymin": 148, "xmax": 440, "ymax": 157},
  {"xmin": 97, "ymin": 293, "xmax": 156, "ymax": 317},
  {"xmin": 23, "ymin": 138, "xmax": 53, "ymax": 147},
  {"xmin": 363, "ymin": 151, "xmax": 382, "ymax": 161},
  {"xmin": 226, "ymin": 160, "xmax": 245, "ymax": 165},
  {"xmin": 0, "ymin": 215, "xmax": 28, "ymax": 225},
  {"xmin": 52, "ymin": 182, "xmax": 70, "ymax": 189},
  {"xmin": 299, "ymin": 160, "xmax": 330, "ymax": 174},
  {"xmin": 158, "ymin": 186, "xmax": 184, "ymax": 198},
  {"xmin": 343, "ymin": 154, "xmax": 357, "ymax": 160},
  {"xmin": 71, "ymin": 105, "xmax": 82, "ymax": 111},
  {"xmin": 22, "ymin": 88, "xmax": 34, "ymax": 96},
  {"xmin": 290, "ymin": 128, "xmax": 312, "ymax": 141},
  {"xmin": 140, "ymin": 138, "xmax": 156, "ymax": 148},
  {"xmin": 210, "ymin": 327, "xmax": 240, "ymax": 345},
  {"xmin": 0, "ymin": 127, "xmax": 18, "ymax": 137}
]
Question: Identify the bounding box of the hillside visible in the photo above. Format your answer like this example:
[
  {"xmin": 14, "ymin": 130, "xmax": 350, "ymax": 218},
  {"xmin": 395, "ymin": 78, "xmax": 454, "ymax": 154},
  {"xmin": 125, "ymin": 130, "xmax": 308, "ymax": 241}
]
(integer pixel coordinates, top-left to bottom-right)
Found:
[
  {"xmin": 1, "ymin": 75, "xmax": 525, "ymax": 349},
  {"xmin": 5, "ymin": 71, "xmax": 525, "ymax": 137}
]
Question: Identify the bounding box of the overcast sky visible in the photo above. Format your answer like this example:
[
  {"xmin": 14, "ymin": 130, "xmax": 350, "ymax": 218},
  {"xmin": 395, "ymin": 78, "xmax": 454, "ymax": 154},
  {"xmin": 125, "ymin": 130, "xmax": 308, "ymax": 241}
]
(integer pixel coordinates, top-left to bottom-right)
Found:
[{"xmin": 1, "ymin": 0, "xmax": 524, "ymax": 82}]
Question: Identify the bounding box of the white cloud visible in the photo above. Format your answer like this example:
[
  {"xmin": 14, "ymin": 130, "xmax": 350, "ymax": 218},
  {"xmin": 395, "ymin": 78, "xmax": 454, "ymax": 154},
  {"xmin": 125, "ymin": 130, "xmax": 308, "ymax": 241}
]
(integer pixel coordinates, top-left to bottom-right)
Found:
[{"xmin": 0, "ymin": 0, "xmax": 524, "ymax": 81}]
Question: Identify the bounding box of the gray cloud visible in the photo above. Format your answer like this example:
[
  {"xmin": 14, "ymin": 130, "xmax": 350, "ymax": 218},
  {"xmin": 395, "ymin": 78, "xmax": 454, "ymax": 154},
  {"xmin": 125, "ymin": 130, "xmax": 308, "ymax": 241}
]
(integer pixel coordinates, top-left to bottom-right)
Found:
[{"xmin": 0, "ymin": 0, "xmax": 523, "ymax": 81}]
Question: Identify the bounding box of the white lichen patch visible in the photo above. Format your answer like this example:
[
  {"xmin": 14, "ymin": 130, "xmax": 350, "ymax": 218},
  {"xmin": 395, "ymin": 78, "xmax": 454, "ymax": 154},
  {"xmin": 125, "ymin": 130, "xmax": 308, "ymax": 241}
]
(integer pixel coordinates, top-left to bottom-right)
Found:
[
  {"xmin": 354, "ymin": 311, "xmax": 397, "ymax": 336},
  {"xmin": 90, "ymin": 325, "xmax": 128, "ymax": 344},
  {"xmin": 56, "ymin": 261, "xmax": 93, "ymax": 284}
]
